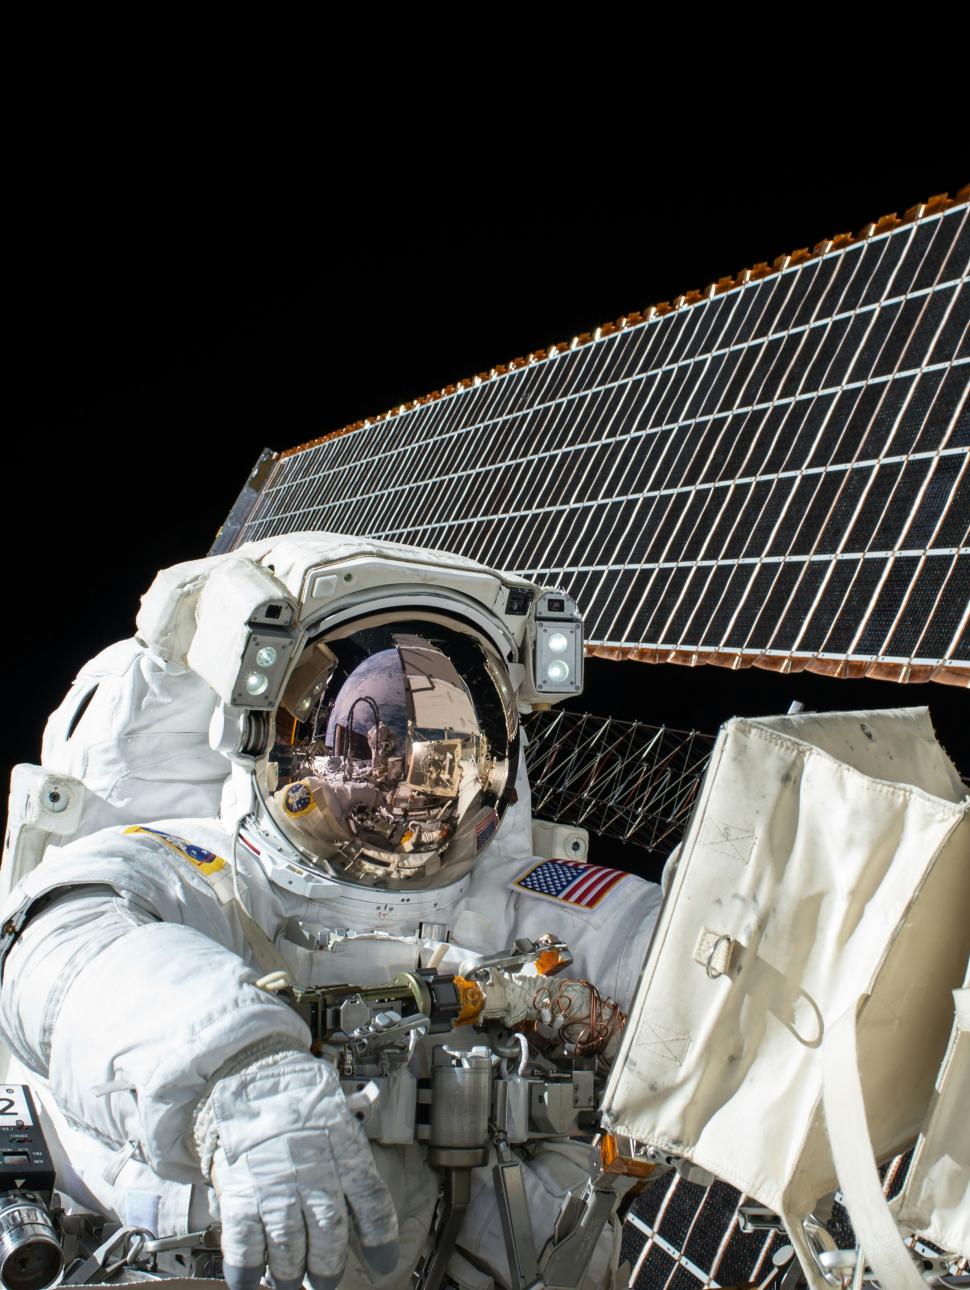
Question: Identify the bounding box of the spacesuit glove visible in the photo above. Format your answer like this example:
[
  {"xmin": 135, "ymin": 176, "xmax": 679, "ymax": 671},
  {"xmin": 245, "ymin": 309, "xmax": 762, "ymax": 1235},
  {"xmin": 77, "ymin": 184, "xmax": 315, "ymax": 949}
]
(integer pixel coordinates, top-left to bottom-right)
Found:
[
  {"xmin": 479, "ymin": 971, "xmax": 625, "ymax": 1059},
  {"xmin": 201, "ymin": 1050, "xmax": 399, "ymax": 1290}
]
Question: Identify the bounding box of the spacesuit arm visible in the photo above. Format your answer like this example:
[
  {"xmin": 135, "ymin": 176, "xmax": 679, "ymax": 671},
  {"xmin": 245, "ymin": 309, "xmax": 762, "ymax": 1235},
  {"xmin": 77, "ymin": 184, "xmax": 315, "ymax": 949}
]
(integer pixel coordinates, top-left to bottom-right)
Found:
[{"xmin": 0, "ymin": 884, "xmax": 311, "ymax": 1183}]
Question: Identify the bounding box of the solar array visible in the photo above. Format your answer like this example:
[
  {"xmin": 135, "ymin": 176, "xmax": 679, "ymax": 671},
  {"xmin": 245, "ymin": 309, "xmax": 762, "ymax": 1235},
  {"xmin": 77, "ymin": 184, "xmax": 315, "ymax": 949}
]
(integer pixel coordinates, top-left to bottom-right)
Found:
[
  {"xmin": 207, "ymin": 196, "xmax": 967, "ymax": 1287},
  {"xmin": 523, "ymin": 711, "xmax": 714, "ymax": 855},
  {"xmin": 215, "ymin": 192, "xmax": 969, "ymax": 688},
  {"xmin": 623, "ymin": 1151, "xmax": 918, "ymax": 1289},
  {"xmin": 623, "ymin": 1172, "xmax": 782, "ymax": 1289}
]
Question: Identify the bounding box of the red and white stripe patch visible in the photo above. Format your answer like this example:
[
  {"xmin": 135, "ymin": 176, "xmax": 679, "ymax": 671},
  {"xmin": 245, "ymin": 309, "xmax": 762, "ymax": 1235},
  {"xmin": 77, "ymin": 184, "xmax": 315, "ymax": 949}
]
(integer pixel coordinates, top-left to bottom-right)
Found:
[
  {"xmin": 238, "ymin": 832, "xmax": 262, "ymax": 857},
  {"xmin": 510, "ymin": 857, "xmax": 629, "ymax": 910}
]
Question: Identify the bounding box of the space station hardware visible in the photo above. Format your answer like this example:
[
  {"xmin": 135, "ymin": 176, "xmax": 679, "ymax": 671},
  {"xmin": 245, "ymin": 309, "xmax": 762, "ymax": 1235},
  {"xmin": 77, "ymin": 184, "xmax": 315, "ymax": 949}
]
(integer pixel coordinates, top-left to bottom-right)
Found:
[
  {"xmin": 0, "ymin": 954, "xmax": 631, "ymax": 1289},
  {"xmin": 215, "ymin": 196, "xmax": 969, "ymax": 692},
  {"xmin": 524, "ymin": 712, "xmax": 715, "ymax": 855},
  {"xmin": 0, "ymin": 1085, "xmax": 60, "ymax": 1290},
  {"xmin": 0, "ymin": 1087, "xmax": 224, "ymax": 1289},
  {"xmin": 601, "ymin": 707, "xmax": 970, "ymax": 1288},
  {"xmin": 268, "ymin": 934, "xmax": 634, "ymax": 1290}
]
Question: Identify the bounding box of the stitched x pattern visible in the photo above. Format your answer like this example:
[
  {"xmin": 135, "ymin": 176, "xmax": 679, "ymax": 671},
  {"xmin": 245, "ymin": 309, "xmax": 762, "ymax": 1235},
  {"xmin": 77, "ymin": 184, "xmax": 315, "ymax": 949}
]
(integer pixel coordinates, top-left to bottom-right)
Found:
[
  {"xmin": 701, "ymin": 818, "xmax": 756, "ymax": 865},
  {"xmin": 637, "ymin": 1015, "xmax": 692, "ymax": 1065}
]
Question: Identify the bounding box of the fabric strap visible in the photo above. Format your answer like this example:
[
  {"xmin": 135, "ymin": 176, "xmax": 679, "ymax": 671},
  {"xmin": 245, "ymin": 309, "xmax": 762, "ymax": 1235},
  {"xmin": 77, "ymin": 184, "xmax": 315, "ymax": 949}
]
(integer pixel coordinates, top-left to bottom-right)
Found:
[
  {"xmin": 821, "ymin": 1002, "xmax": 925, "ymax": 1290},
  {"xmin": 194, "ymin": 855, "xmax": 291, "ymax": 980}
]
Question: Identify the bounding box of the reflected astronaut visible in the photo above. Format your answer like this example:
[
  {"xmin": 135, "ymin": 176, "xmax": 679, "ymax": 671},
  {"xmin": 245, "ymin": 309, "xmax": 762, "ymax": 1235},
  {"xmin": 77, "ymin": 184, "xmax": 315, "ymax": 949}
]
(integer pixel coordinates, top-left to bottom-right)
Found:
[
  {"xmin": 269, "ymin": 628, "xmax": 500, "ymax": 880},
  {"xmin": 0, "ymin": 533, "xmax": 662, "ymax": 1290}
]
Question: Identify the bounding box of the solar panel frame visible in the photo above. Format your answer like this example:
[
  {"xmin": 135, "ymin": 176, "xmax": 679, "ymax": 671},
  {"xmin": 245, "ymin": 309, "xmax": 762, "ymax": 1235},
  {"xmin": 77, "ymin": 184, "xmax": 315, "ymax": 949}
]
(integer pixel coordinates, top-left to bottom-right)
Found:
[{"xmin": 213, "ymin": 194, "xmax": 970, "ymax": 688}]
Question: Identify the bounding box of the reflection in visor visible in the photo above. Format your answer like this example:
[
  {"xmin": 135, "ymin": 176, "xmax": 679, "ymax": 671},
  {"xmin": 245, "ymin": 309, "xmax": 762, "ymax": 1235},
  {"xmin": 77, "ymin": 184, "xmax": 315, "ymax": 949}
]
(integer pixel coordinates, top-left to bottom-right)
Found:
[{"xmin": 263, "ymin": 622, "xmax": 517, "ymax": 891}]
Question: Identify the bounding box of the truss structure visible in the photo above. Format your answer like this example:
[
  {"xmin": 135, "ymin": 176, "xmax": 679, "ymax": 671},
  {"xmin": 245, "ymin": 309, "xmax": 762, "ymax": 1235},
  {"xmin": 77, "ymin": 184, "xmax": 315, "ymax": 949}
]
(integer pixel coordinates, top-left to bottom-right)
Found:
[{"xmin": 523, "ymin": 709, "xmax": 715, "ymax": 854}]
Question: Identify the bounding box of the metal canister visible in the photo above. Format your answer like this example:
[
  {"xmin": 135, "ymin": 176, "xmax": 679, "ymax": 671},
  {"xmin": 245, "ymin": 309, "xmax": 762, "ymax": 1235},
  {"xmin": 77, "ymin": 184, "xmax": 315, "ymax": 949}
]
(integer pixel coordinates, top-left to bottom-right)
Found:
[
  {"xmin": 427, "ymin": 1046, "xmax": 492, "ymax": 1169},
  {"xmin": 0, "ymin": 1194, "xmax": 63, "ymax": 1290}
]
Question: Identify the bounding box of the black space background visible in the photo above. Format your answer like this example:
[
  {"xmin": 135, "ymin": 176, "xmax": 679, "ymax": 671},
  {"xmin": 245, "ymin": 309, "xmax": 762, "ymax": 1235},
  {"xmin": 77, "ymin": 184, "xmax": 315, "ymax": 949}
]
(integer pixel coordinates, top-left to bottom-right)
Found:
[{"xmin": 6, "ymin": 161, "xmax": 968, "ymax": 866}]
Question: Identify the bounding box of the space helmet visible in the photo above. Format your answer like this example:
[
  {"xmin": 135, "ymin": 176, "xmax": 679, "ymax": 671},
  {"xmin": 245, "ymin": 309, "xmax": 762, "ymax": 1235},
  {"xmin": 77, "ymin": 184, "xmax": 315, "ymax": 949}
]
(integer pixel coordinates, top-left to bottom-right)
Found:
[{"xmin": 253, "ymin": 611, "xmax": 518, "ymax": 891}]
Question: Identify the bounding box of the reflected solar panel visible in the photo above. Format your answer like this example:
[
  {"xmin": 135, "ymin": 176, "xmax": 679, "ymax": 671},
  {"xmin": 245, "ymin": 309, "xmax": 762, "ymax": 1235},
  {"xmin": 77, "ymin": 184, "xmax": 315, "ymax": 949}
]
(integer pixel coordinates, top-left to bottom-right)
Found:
[{"xmin": 215, "ymin": 195, "xmax": 970, "ymax": 688}]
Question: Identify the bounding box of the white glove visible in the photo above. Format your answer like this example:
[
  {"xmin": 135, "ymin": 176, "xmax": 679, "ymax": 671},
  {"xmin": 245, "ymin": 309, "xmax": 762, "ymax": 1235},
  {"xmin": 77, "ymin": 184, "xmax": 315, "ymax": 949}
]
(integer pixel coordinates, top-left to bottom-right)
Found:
[{"xmin": 196, "ymin": 1047, "xmax": 399, "ymax": 1290}]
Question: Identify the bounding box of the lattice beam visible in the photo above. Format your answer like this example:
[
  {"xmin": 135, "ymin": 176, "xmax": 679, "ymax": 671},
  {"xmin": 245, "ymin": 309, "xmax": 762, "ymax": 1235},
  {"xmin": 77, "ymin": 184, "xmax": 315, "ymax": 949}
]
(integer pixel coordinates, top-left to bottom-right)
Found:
[{"xmin": 523, "ymin": 710, "xmax": 715, "ymax": 855}]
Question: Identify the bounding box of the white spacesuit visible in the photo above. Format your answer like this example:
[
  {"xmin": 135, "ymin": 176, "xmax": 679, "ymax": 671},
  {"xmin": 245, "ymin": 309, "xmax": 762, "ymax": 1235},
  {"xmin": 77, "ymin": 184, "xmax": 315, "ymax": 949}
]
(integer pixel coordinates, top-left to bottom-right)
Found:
[{"xmin": 0, "ymin": 533, "xmax": 661, "ymax": 1290}]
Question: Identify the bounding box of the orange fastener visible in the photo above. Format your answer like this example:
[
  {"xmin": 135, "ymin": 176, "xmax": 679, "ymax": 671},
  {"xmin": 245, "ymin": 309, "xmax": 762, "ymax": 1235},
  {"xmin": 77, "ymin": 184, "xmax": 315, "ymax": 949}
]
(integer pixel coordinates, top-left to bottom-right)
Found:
[
  {"xmin": 599, "ymin": 1134, "xmax": 656, "ymax": 1178},
  {"xmin": 452, "ymin": 976, "xmax": 487, "ymax": 1025}
]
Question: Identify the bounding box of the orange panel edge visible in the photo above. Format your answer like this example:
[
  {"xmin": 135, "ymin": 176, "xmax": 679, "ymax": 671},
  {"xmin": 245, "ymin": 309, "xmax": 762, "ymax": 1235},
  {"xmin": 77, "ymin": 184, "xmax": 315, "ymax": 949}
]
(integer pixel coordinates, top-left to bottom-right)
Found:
[{"xmin": 583, "ymin": 645, "xmax": 970, "ymax": 689}]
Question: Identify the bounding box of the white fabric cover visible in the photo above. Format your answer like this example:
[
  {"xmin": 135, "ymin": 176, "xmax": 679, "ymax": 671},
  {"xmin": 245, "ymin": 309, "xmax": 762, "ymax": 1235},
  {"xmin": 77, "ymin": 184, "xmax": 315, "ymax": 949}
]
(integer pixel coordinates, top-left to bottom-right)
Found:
[
  {"xmin": 186, "ymin": 559, "xmax": 295, "ymax": 704},
  {"xmin": 40, "ymin": 637, "xmax": 227, "ymax": 836},
  {"xmin": 602, "ymin": 708, "xmax": 970, "ymax": 1268},
  {"xmin": 895, "ymin": 955, "xmax": 970, "ymax": 1258},
  {"xmin": 136, "ymin": 555, "xmax": 231, "ymax": 665}
]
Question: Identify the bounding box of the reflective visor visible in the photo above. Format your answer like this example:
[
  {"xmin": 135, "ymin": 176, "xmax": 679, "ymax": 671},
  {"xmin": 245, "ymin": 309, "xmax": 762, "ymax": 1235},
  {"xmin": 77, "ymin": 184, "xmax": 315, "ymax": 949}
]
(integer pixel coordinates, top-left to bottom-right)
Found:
[{"xmin": 257, "ymin": 615, "xmax": 518, "ymax": 891}]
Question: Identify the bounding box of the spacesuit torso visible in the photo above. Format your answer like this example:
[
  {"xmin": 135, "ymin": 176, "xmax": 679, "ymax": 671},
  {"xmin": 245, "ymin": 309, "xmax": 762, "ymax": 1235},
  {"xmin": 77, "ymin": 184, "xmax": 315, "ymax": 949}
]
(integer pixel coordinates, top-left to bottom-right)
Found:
[
  {"xmin": 1, "ymin": 792, "xmax": 659, "ymax": 1288},
  {"xmin": 0, "ymin": 536, "xmax": 663, "ymax": 1290}
]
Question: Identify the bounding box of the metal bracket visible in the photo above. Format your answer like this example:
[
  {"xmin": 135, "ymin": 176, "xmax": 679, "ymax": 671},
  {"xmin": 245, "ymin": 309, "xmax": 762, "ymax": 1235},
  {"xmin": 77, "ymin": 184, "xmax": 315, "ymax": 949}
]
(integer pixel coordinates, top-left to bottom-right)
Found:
[
  {"xmin": 63, "ymin": 1226, "xmax": 150, "ymax": 1284},
  {"xmin": 540, "ymin": 1173, "xmax": 622, "ymax": 1290},
  {"xmin": 492, "ymin": 1140, "xmax": 541, "ymax": 1290}
]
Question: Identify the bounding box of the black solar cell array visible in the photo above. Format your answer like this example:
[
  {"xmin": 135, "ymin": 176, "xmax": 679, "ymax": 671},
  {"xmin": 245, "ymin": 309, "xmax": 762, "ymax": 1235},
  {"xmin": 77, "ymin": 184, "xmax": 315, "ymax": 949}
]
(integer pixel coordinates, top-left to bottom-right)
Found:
[
  {"xmin": 623, "ymin": 1172, "xmax": 782, "ymax": 1289},
  {"xmin": 216, "ymin": 200, "xmax": 969, "ymax": 686},
  {"xmin": 621, "ymin": 1151, "xmax": 917, "ymax": 1288}
]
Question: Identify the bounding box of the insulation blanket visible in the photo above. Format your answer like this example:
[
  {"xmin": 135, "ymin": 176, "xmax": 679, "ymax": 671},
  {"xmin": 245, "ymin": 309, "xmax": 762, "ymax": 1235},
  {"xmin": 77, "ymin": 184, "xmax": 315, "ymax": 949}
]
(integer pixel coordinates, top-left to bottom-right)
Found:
[{"xmin": 601, "ymin": 707, "xmax": 970, "ymax": 1230}]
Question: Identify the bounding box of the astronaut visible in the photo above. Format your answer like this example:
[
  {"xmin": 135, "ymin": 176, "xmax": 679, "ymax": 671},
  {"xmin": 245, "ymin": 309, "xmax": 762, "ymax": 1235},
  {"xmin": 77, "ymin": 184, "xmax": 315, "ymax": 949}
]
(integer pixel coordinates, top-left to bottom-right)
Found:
[{"xmin": 0, "ymin": 533, "xmax": 662, "ymax": 1290}]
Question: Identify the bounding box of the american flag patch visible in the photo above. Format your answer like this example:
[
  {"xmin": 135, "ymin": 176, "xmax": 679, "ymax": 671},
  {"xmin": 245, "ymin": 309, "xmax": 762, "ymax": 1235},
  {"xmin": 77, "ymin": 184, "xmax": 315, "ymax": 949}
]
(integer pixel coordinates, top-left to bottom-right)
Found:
[
  {"xmin": 510, "ymin": 858, "xmax": 628, "ymax": 909},
  {"xmin": 475, "ymin": 808, "xmax": 500, "ymax": 852}
]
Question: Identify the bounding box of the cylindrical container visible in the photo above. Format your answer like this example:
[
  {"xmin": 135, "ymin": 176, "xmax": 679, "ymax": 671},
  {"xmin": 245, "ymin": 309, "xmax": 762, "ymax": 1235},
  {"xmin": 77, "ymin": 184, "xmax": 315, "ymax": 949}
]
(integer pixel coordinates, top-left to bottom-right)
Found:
[
  {"xmin": 428, "ymin": 1047, "xmax": 491, "ymax": 1168},
  {"xmin": 0, "ymin": 1194, "xmax": 63, "ymax": 1290}
]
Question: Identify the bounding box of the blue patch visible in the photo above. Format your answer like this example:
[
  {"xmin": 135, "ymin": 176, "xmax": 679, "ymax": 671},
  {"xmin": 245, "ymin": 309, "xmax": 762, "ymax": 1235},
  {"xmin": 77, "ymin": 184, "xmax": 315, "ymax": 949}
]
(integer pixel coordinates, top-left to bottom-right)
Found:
[
  {"xmin": 184, "ymin": 842, "xmax": 217, "ymax": 864},
  {"xmin": 124, "ymin": 825, "xmax": 226, "ymax": 875},
  {"xmin": 284, "ymin": 782, "xmax": 313, "ymax": 815}
]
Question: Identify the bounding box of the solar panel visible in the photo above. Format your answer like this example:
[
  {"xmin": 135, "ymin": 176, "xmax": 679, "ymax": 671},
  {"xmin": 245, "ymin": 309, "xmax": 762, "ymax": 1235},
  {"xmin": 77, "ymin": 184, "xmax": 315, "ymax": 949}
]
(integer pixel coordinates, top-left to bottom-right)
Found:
[
  {"xmin": 623, "ymin": 1151, "xmax": 917, "ymax": 1289},
  {"xmin": 214, "ymin": 192, "xmax": 969, "ymax": 689},
  {"xmin": 623, "ymin": 1173, "xmax": 782, "ymax": 1289}
]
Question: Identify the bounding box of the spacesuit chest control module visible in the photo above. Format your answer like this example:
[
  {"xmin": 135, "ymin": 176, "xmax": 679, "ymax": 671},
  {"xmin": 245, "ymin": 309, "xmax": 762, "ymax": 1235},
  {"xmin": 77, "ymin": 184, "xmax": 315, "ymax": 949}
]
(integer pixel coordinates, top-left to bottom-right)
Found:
[{"xmin": 0, "ymin": 534, "xmax": 662, "ymax": 1290}]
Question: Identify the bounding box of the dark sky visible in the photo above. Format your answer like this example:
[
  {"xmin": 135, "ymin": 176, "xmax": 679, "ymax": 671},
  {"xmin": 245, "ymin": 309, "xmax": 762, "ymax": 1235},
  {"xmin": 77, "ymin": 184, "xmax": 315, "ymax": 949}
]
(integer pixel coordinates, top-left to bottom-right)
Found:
[{"xmin": 6, "ymin": 161, "xmax": 968, "ymax": 825}]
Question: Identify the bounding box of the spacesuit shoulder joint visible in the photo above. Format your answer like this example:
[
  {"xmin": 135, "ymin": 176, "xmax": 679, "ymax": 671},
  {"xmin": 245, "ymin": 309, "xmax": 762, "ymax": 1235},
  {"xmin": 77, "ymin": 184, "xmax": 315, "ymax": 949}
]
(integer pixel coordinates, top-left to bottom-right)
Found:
[{"xmin": 0, "ymin": 886, "xmax": 75, "ymax": 981}]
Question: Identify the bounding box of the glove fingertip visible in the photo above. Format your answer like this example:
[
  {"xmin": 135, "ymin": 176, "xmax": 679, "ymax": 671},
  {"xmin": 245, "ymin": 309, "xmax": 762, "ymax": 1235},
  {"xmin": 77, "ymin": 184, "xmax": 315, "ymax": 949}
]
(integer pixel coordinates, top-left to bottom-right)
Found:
[
  {"xmin": 272, "ymin": 1277, "xmax": 306, "ymax": 1290},
  {"xmin": 307, "ymin": 1274, "xmax": 343, "ymax": 1290},
  {"xmin": 223, "ymin": 1265, "xmax": 266, "ymax": 1290},
  {"xmin": 268, "ymin": 1277, "xmax": 304, "ymax": 1290},
  {"xmin": 362, "ymin": 1241, "xmax": 399, "ymax": 1276}
]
